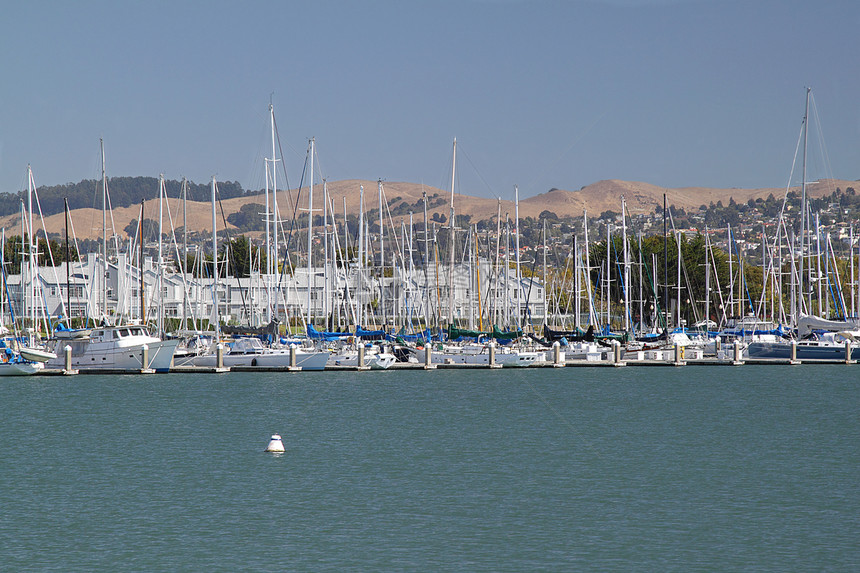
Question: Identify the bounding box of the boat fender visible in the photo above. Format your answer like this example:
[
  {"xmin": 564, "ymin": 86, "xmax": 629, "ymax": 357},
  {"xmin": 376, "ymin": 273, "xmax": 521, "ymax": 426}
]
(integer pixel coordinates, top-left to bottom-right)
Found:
[{"xmin": 251, "ymin": 358, "xmax": 257, "ymax": 367}]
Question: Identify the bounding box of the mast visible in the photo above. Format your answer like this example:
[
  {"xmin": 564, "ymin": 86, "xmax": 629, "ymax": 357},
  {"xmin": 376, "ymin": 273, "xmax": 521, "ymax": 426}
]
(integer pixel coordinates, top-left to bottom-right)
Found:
[
  {"xmin": 306, "ymin": 138, "xmax": 314, "ymax": 326},
  {"xmin": 341, "ymin": 196, "xmax": 348, "ymax": 328},
  {"xmin": 728, "ymin": 224, "xmax": 734, "ymax": 319},
  {"xmin": 514, "ymin": 185, "xmax": 522, "ymax": 328},
  {"xmin": 798, "ymin": 87, "xmax": 810, "ymax": 321},
  {"xmin": 101, "ymin": 139, "xmax": 108, "ymax": 324},
  {"xmin": 542, "ymin": 218, "xmax": 547, "ymax": 327},
  {"xmin": 622, "ymin": 195, "xmax": 630, "ymax": 332},
  {"xmin": 182, "ymin": 177, "xmax": 188, "ymax": 330},
  {"xmin": 574, "ymin": 234, "xmax": 581, "ymax": 329},
  {"xmin": 211, "ymin": 176, "xmax": 219, "ymax": 338},
  {"xmin": 605, "ymin": 218, "xmax": 611, "ymax": 329},
  {"xmin": 157, "ymin": 174, "xmax": 164, "ymax": 336},
  {"xmin": 504, "ymin": 216, "xmax": 511, "ymax": 327},
  {"xmin": 358, "ymin": 185, "xmax": 364, "ymax": 326},
  {"xmin": 65, "ymin": 198, "xmax": 71, "ymax": 326},
  {"xmin": 271, "ymin": 103, "xmax": 280, "ymax": 314},
  {"xmin": 264, "ymin": 119, "xmax": 272, "ymax": 301},
  {"xmin": 851, "ymin": 225, "xmax": 856, "ymax": 319},
  {"xmin": 448, "ymin": 138, "xmax": 457, "ymax": 327},
  {"xmin": 663, "ymin": 193, "xmax": 668, "ymax": 331},
  {"xmin": 637, "ymin": 232, "xmax": 644, "ymax": 333},
  {"xmin": 423, "ymin": 190, "xmax": 430, "ymax": 331},
  {"xmin": 378, "ymin": 179, "xmax": 384, "ymax": 326},
  {"xmin": 26, "ymin": 166, "xmax": 36, "ymax": 331},
  {"xmin": 475, "ymin": 226, "xmax": 483, "ymax": 332},
  {"xmin": 676, "ymin": 230, "xmax": 682, "ymax": 328},
  {"xmin": 138, "ymin": 200, "xmax": 145, "ymax": 324},
  {"xmin": 583, "ymin": 209, "xmax": 594, "ymax": 326},
  {"xmin": 494, "ymin": 198, "xmax": 502, "ymax": 326},
  {"xmin": 323, "ymin": 179, "xmax": 329, "ymax": 327},
  {"xmin": 704, "ymin": 228, "xmax": 711, "ymax": 329}
]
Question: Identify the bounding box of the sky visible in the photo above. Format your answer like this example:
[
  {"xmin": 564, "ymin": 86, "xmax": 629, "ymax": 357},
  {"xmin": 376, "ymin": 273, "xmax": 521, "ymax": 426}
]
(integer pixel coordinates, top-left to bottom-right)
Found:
[{"xmin": 1, "ymin": 0, "xmax": 858, "ymax": 201}]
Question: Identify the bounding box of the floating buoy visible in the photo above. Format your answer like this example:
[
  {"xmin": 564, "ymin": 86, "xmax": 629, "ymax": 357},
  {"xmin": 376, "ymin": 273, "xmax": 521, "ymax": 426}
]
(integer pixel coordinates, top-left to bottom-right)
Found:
[{"xmin": 265, "ymin": 434, "xmax": 285, "ymax": 453}]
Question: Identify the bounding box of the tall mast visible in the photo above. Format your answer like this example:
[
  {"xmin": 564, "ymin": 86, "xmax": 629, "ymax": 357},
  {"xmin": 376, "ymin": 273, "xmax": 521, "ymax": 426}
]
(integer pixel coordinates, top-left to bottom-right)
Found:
[
  {"xmin": 306, "ymin": 138, "xmax": 314, "ymax": 326},
  {"xmin": 323, "ymin": 179, "xmax": 329, "ymax": 326},
  {"xmin": 798, "ymin": 87, "xmax": 810, "ymax": 322},
  {"xmin": 423, "ymin": 190, "xmax": 430, "ymax": 331},
  {"xmin": 637, "ymin": 231, "xmax": 644, "ymax": 333},
  {"xmin": 182, "ymin": 177, "xmax": 188, "ymax": 330},
  {"xmin": 378, "ymin": 179, "xmax": 385, "ymax": 326},
  {"xmin": 704, "ymin": 228, "xmax": 711, "ymax": 329},
  {"xmin": 264, "ymin": 117, "xmax": 272, "ymax": 288},
  {"xmin": 271, "ymin": 103, "xmax": 279, "ymax": 295},
  {"xmin": 727, "ymin": 224, "xmax": 734, "ymax": 319},
  {"xmin": 574, "ymin": 234, "xmax": 581, "ymax": 329},
  {"xmin": 542, "ymin": 218, "xmax": 547, "ymax": 327},
  {"xmin": 65, "ymin": 198, "xmax": 71, "ymax": 326},
  {"xmin": 138, "ymin": 200, "xmax": 145, "ymax": 325},
  {"xmin": 622, "ymin": 195, "xmax": 630, "ymax": 332},
  {"xmin": 101, "ymin": 139, "xmax": 108, "ymax": 323},
  {"xmin": 358, "ymin": 184, "xmax": 364, "ymax": 326},
  {"xmin": 514, "ymin": 185, "xmax": 522, "ymax": 328},
  {"xmin": 27, "ymin": 166, "xmax": 35, "ymax": 330},
  {"xmin": 605, "ymin": 218, "xmax": 611, "ymax": 328},
  {"xmin": 676, "ymin": 230, "xmax": 682, "ymax": 328},
  {"xmin": 494, "ymin": 198, "xmax": 502, "ymax": 326},
  {"xmin": 448, "ymin": 138, "xmax": 457, "ymax": 327},
  {"xmin": 157, "ymin": 174, "xmax": 164, "ymax": 336},
  {"xmin": 211, "ymin": 176, "xmax": 219, "ymax": 338},
  {"xmin": 663, "ymin": 193, "xmax": 668, "ymax": 331}
]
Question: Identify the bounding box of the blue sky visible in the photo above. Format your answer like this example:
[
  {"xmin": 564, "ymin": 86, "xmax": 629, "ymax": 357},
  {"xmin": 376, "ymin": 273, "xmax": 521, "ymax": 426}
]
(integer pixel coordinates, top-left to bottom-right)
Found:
[{"xmin": 1, "ymin": 0, "xmax": 857, "ymax": 200}]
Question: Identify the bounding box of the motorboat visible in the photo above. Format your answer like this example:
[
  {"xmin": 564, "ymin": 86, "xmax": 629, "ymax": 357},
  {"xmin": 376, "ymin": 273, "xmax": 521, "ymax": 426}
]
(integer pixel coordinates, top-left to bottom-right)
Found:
[
  {"xmin": 327, "ymin": 344, "xmax": 397, "ymax": 369},
  {"xmin": 191, "ymin": 337, "xmax": 330, "ymax": 370},
  {"xmin": 0, "ymin": 343, "xmax": 45, "ymax": 375},
  {"xmin": 45, "ymin": 325, "xmax": 180, "ymax": 372},
  {"xmin": 412, "ymin": 343, "xmax": 540, "ymax": 367},
  {"xmin": 747, "ymin": 330, "xmax": 860, "ymax": 361}
]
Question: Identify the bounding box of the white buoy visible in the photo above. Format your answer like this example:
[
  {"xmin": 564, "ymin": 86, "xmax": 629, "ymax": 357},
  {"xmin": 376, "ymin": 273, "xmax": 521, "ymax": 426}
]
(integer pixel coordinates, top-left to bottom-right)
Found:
[{"xmin": 265, "ymin": 434, "xmax": 285, "ymax": 453}]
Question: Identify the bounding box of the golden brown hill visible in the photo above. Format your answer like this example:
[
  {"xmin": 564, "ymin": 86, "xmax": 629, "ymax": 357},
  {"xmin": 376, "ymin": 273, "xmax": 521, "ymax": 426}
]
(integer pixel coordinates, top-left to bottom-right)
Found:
[{"xmin": 4, "ymin": 178, "xmax": 853, "ymax": 241}]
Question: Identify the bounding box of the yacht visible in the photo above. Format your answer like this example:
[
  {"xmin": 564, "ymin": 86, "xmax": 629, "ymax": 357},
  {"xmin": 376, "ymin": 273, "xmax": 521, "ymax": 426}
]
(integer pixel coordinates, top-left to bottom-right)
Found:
[
  {"xmin": 191, "ymin": 337, "xmax": 330, "ymax": 370},
  {"xmin": 46, "ymin": 325, "xmax": 180, "ymax": 372},
  {"xmin": 411, "ymin": 343, "xmax": 540, "ymax": 367}
]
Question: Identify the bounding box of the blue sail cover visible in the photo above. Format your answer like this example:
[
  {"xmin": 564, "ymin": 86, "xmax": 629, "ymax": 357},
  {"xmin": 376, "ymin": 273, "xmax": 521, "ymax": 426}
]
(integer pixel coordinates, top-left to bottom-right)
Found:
[
  {"xmin": 306, "ymin": 324, "xmax": 350, "ymax": 341},
  {"xmin": 355, "ymin": 326, "xmax": 386, "ymax": 340}
]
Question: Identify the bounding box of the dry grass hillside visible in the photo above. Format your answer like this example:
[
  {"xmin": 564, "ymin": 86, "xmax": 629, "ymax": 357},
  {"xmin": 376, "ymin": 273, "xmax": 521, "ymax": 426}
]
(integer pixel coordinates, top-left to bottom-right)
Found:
[{"xmin": 4, "ymin": 178, "xmax": 854, "ymax": 240}]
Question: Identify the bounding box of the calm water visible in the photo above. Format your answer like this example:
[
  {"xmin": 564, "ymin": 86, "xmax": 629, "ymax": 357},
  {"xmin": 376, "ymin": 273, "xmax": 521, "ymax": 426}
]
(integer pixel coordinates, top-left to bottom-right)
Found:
[{"xmin": 2, "ymin": 366, "xmax": 858, "ymax": 571}]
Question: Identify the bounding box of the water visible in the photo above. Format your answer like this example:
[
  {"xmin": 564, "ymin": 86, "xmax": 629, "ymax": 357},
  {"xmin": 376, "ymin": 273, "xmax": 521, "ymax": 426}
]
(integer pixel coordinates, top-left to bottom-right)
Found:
[{"xmin": 2, "ymin": 366, "xmax": 858, "ymax": 571}]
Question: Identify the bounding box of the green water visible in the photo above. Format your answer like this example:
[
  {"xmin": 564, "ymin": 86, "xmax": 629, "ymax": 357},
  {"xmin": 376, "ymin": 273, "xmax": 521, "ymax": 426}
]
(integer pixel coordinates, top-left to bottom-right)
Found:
[{"xmin": 2, "ymin": 366, "xmax": 858, "ymax": 571}]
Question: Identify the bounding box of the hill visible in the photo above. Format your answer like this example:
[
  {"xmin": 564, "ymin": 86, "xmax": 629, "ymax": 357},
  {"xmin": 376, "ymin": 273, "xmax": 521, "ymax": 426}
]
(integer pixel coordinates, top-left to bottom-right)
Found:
[{"xmin": 1, "ymin": 177, "xmax": 854, "ymax": 241}]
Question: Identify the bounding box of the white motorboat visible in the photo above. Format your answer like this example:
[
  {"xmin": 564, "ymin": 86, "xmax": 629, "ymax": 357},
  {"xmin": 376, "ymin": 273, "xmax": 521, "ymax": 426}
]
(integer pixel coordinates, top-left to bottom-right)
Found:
[
  {"xmin": 413, "ymin": 343, "xmax": 540, "ymax": 367},
  {"xmin": 46, "ymin": 325, "xmax": 180, "ymax": 372},
  {"xmin": 0, "ymin": 360, "xmax": 44, "ymax": 376},
  {"xmin": 0, "ymin": 344, "xmax": 45, "ymax": 375},
  {"xmin": 327, "ymin": 346, "xmax": 397, "ymax": 369},
  {"xmin": 191, "ymin": 337, "xmax": 330, "ymax": 370}
]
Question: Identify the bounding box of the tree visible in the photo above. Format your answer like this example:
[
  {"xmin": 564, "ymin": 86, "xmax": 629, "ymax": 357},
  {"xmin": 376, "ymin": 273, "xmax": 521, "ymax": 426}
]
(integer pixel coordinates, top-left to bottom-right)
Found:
[
  {"xmin": 220, "ymin": 235, "xmax": 267, "ymax": 278},
  {"xmin": 124, "ymin": 218, "xmax": 160, "ymax": 238},
  {"xmin": 226, "ymin": 203, "xmax": 265, "ymax": 232}
]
